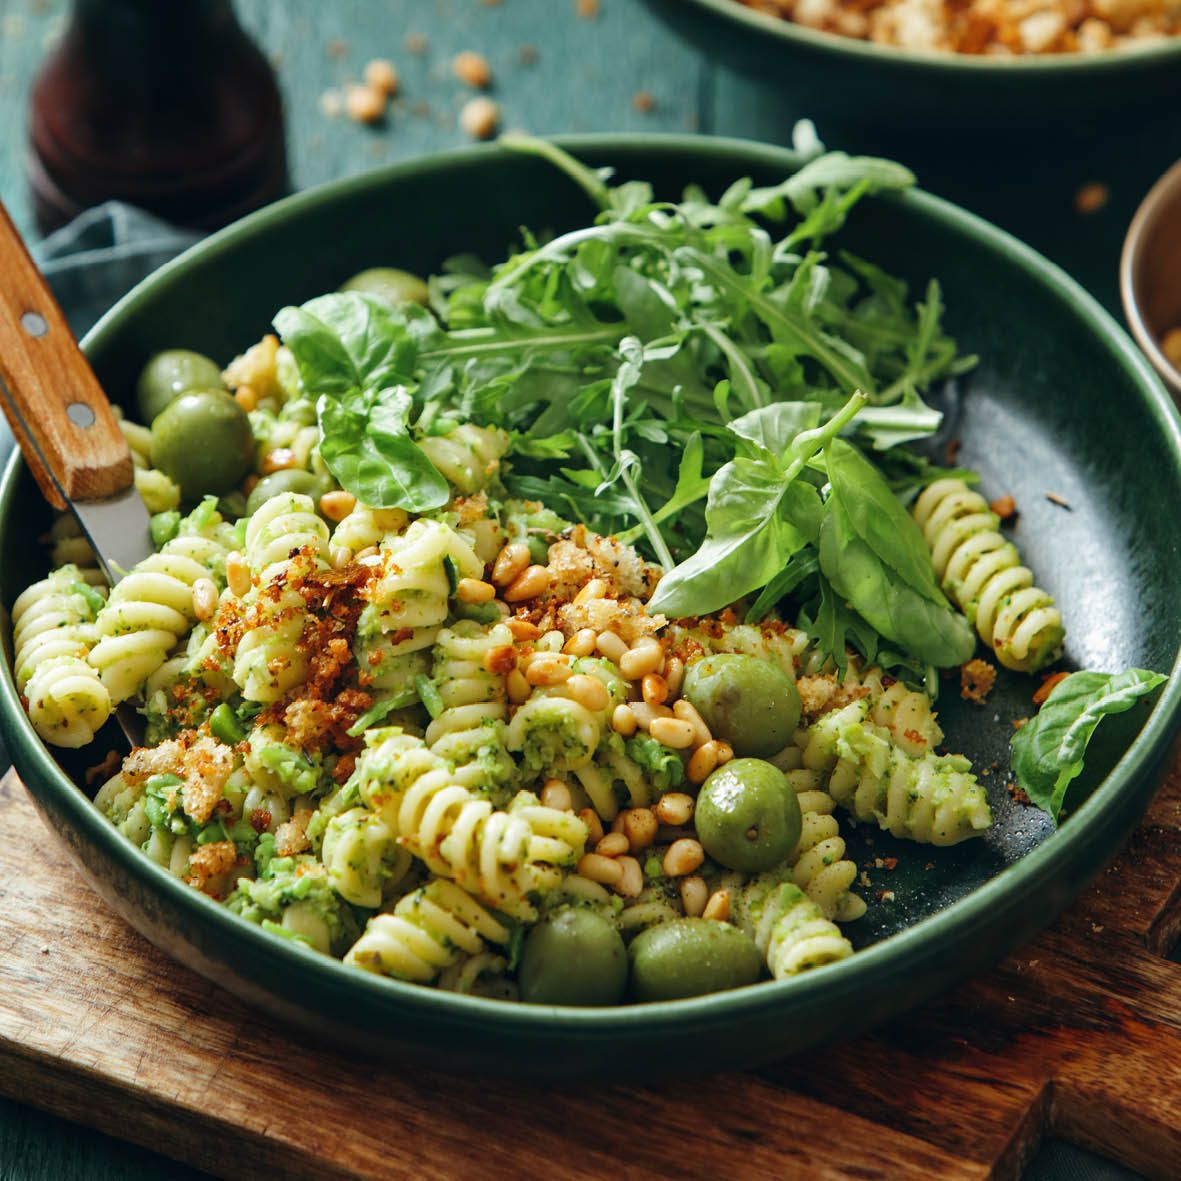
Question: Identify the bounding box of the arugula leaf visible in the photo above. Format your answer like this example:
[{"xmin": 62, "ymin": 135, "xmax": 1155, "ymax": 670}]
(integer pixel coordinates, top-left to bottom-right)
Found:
[
  {"xmin": 745, "ymin": 550, "xmax": 819, "ymax": 624},
  {"xmin": 1011, "ymin": 669, "xmax": 1166, "ymax": 822},
  {"xmin": 317, "ymin": 388, "xmax": 449, "ymax": 512}
]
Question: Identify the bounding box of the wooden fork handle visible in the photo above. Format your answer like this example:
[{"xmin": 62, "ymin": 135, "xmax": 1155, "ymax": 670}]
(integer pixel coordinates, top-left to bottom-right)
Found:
[{"xmin": 0, "ymin": 198, "xmax": 132, "ymax": 511}]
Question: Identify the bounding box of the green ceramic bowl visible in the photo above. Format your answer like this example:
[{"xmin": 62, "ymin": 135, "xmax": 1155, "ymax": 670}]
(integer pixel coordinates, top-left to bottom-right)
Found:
[
  {"xmin": 3, "ymin": 135, "xmax": 1180, "ymax": 1079},
  {"xmin": 640, "ymin": 0, "xmax": 1181, "ymax": 159}
]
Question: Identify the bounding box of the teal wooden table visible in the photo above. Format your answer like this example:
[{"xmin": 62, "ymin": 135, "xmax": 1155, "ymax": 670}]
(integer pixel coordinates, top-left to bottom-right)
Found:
[{"xmin": 0, "ymin": 2, "xmax": 1167, "ymax": 1178}]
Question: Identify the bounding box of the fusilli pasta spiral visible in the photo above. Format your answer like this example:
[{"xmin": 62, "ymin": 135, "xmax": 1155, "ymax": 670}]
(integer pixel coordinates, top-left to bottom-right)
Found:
[
  {"xmin": 419, "ymin": 423, "xmax": 510, "ymax": 494},
  {"xmin": 913, "ymin": 478, "xmax": 1064, "ymax": 673},
  {"xmin": 736, "ymin": 874, "xmax": 854, "ymax": 978},
  {"xmin": 345, "ymin": 879, "xmax": 510, "ymax": 983}
]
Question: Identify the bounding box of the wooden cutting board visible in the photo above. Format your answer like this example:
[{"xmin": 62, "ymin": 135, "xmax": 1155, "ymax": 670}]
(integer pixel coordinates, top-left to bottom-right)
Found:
[{"xmin": 1, "ymin": 760, "xmax": 1179, "ymax": 1181}]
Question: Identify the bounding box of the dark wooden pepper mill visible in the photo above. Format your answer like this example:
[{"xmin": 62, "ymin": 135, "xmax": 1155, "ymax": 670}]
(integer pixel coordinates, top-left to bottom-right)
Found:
[{"xmin": 27, "ymin": 0, "xmax": 288, "ymax": 235}]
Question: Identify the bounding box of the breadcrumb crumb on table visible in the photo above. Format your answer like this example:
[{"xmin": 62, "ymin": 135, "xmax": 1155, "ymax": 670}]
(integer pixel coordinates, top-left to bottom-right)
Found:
[
  {"xmin": 989, "ymin": 494, "xmax": 1017, "ymax": 521},
  {"xmin": 364, "ymin": 59, "xmax": 399, "ymax": 97},
  {"xmin": 345, "ymin": 83, "xmax": 386, "ymax": 125},
  {"xmin": 454, "ymin": 50, "xmax": 492, "ymax": 88},
  {"xmin": 961, "ymin": 658, "xmax": 998, "ymax": 704},
  {"xmin": 1075, "ymin": 182, "xmax": 1110, "ymax": 214}
]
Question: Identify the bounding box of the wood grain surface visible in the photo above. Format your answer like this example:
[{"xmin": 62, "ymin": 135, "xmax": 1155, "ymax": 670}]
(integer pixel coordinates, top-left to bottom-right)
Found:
[{"xmin": 1, "ymin": 755, "xmax": 1179, "ymax": 1181}]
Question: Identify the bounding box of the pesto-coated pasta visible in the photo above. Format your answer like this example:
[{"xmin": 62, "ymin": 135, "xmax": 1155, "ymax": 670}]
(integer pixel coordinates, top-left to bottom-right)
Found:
[{"xmin": 913, "ymin": 478, "xmax": 1065, "ymax": 673}]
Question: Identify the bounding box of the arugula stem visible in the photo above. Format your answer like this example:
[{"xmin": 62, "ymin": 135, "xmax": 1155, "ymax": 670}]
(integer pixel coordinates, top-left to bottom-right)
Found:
[
  {"xmin": 700, "ymin": 323, "xmax": 765, "ymax": 412},
  {"xmin": 499, "ymin": 132, "xmax": 613, "ymax": 211},
  {"xmin": 422, "ymin": 324, "xmax": 627, "ymax": 361},
  {"xmin": 487, "ymin": 223, "xmax": 666, "ymax": 294},
  {"xmin": 683, "ymin": 248, "xmax": 876, "ymax": 396}
]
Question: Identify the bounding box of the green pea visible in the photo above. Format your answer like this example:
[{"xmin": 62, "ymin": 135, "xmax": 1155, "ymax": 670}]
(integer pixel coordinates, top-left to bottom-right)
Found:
[
  {"xmin": 340, "ymin": 267, "xmax": 430, "ymax": 308},
  {"xmin": 696, "ymin": 759, "xmax": 802, "ymax": 873},
  {"xmin": 629, "ymin": 919, "xmax": 762, "ymax": 1003},
  {"xmin": 149, "ymin": 390, "xmax": 254, "ymax": 500},
  {"xmin": 518, "ymin": 908, "xmax": 628, "ymax": 1006},
  {"xmin": 682, "ymin": 654, "xmax": 802, "ymax": 758},
  {"xmin": 209, "ymin": 703, "xmax": 246, "ymax": 745},
  {"xmin": 136, "ymin": 349, "xmax": 224, "ymax": 424},
  {"xmin": 245, "ymin": 469, "xmax": 334, "ymax": 517}
]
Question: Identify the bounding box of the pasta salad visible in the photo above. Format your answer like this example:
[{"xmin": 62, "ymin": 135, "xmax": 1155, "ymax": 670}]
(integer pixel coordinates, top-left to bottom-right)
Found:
[{"xmin": 9, "ymin": 134, "xmax": 1163, "ymax": 1005}]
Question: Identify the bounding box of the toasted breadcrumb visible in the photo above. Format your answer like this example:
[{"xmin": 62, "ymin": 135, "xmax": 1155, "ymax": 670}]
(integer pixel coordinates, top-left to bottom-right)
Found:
[
  {"xmin": 185, "ymin": 841, "xmax": 239, "ymax": 897},
  {"xmin": 960, "ymin": 658, "xmax": 998, "ymax": 704},
  {"xmin": 222, "ymin": 334, "xmax": 280, "ymax": 401},
  {"xmin": 1033, "ymin": 670, "xmax": 1071, "ymax": 705}
]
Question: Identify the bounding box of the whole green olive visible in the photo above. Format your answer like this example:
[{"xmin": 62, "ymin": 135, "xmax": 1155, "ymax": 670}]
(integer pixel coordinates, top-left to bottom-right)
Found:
[
  {"xmin": 629, "ymin": 919, "xmax": 762, "ymax": 1003},
  {"xmin": 682, "ymin": 654, "xmax": 802, "ymax": 758},
  {"xmin": 518, "ymin": 908, "xmax": 628, "ymax": 1006},
  {"xmin": 340, "ymin": 267, "xmax": 430, "ymax": 308},
  {"xmin": 696, "ymin": 759, "xmax": 802, "ymax": 873},
  {"xmin": 245, "ymin": 469, "xmax": 334, "ymax": 517},
  {"xmin": 149, "ymin": 390, "xmax": 254, "ymax": 500},
  {"xmin": 136, "ymin": 349, "xmax": 225, "ymax": 424}
]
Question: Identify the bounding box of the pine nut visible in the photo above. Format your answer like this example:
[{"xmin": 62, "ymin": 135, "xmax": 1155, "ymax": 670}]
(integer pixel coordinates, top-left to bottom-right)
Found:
[
  {"xmin": 655, "ymin": 792, "xmax": 694, "ymax": 827},
  {"xmin": 681, "ymin": 875, "xmax": 708, "ymax": 918},
  {"xmin": 642, "ymin": 673, "xmax": 668, "ymax": 707},
  {"xmin": 355, "ymin": 545, "xmax": 379, "ymax": 562},
  {"xmin": 615, "ymin": 856, "xmax": 644, "ymax": 898},
  {"xmin": 233, "ymin": 384, "xmax": 258, "ymax": 412},
  {"xmin": 506, "ymin": 617, "xmax": 541, "ymax": 642},
  {"xmin": 611, "ymin": 812, "xmax": 627, "ymax": 834},
  {"xmin": 345, "ymin": 82, "xmax": 386, "ymax": 124},
  {"xmin": 525, "ymin": 655, "xmax": 571, "ymax": 687},
  {"xmin": 565, "ymin": 674, "xmax": 610, "ymax": 713},
  {"xmin": 611, "ymin": 704, "xmax": 638, "ymax": 737},
  {"xmin": 459, "ymin": 96, "xmax": 500, "ymax": 141},
  {"xmin": 664, "ymin": 655, "xmax": 684, "ymax": 698},
  {"xmin": 563, "ymin": 628, "xmax": 598, "ymax": 657},
  {"xmin": 620, "ymin": 638, "xmax": 664, "ymax": 679},
  {"xmin": 703, "ymin": 889, "xmax": 732, "ymax": 923},
  {"xmin": 457, "ymin": 577, "xmax": 496, "ymax": 604},
  {"xmin": 541, "ymin": 779, "xmax": 572, "ymax": 811},
  {"xmin": 621, "ymin": 808, "xmax": 658, "ymax": 851},
  {"xmin": 663, "ymin": 838, "xmax": 705, "ymax": 877},
  {"xmin": 504, "ymin": 564, "xmax": 550, "ymax": 603},
  {"xmin": 364, "ymin": 58, "xmax": 399, "ymax": 96},
  {"xmin": 539, "ymin": 629, "xmax": 565, "ymax": 652},
  {"xmin": 226, "ymin": 552, "xmax": 251, "ymax": 598},
  {"xmin": 318, "ymin": 490, "xmax": 356, "ymax": 522},
  {"xmin": 574, "ymin": 578, "xmax": 608, "ymax": 605},
  {"xmin": 673, "ymin": 699, "xmax": 712, "ymax": 747},
  {"xmin": 629, "ymin": 701, "xmax": 674, "ymax": 731},
  {"xmin": 453, "ymin": 49, "xmax": 492, "ymax": 87},
  {"xmin": 715, "ymin": 741, "xmax": 734, "ymax": 766},
  {"xmin": 506, "ymin": 668, "xmax": 530, "ymax": 703},
  {"xmin": 260, "ymin": 447, "xmax": 299, "ymax": 474},
  {"xmin": 330, "ymin": 545, "xmax": 352, "ymax": 570},
  {"xmin": 687, "ymin": 740, "xmax": 721, "ymax": 785},
  {"xmin": 596, "ymin": 832, "xmax": 629, "ymax": 858},
  {"xmin": 577, "ymin": 807, "xmax": 605, "ymax": 846},
  {"xmin": 482, "ymin": 644, "xmax": 517, "ymax": 676},
  {"xmin": 492, "ymin": 542, "xmax": 531, "ymax": 587},
  {"xmin": 595, "ymin": 631, "xmax": 628, "ymax": 663},
  {"xmin": 577, "ymin": 853, "xmax": 624, "ymax": 887},
  {"xmin": 649, "ymin": 716, "xmax": 695, "ymax": 750},
  {"xmin": 191, "ymin": 578, "xmax": 218, "ymax": 621}
]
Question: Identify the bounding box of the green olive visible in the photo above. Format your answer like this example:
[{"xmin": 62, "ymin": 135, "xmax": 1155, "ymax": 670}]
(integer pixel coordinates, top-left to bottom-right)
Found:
[
  {"xmin": 245, "ymin": 469, "xmax": 334, "ymax": 517},
  {"xmin": 696, "ymin": 759, "xmax": 802, "ymax": 873},
  {"xmin": 149, "ymin": 390, "xmax": 254, "ymax": 500},
  {"xmin": 340, "ymin": 267, "xmax": 430, "ymax": 308},
  {"xmin": 682, "ymin": 654, "xmax": 802, "ymax": 758},
  {"xmin": 518, "ymin": 908, "xmax": 628, "ymax": 1006},
  {"xmin": 629, "ymin": 919, "xmax": 762, "ymax": 1003},
  {"xmin": 136, "ymin": 349, "xmax": 224, "ymax": 424}
]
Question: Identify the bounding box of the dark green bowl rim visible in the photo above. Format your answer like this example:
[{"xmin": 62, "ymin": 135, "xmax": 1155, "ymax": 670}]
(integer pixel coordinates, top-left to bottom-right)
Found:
[
  {"xmin": 673, "ymin": 0, "xmax": 1181, "ymax": 73},
  {"xmin": 4, "ymin": 133, "xmax": 1181, "ymax": 1039}
]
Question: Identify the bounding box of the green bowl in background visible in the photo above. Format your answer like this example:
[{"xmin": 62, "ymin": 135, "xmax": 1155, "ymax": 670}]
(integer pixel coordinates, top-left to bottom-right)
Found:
[
  {"xmin": 2, "ymin": 135, "xmax": 1180, "ymax": 1078},
  {"xmin": 640, "ymin": 0, "xmax": 1181, "ymax": 160}
]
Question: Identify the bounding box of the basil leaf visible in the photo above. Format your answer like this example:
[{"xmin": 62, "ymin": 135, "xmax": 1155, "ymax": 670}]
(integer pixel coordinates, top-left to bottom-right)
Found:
[
  {"xmin": 1011, "ymin": 669, "xmax": 1167, "ymax": 823},
  {"xmin": 275, "ymin": 292, "xmax": 433, "ymax": 396},
  {"xmin": 317, "ymin": 388, "xmax": 449, "ymax": 512},
  {"xmin": 727, "ymin": 402, "xmax": 822, "ymax": 457},
  {"xmin": 818, "ymin": 496, "xmax": 975, "ymax": 667},
  {"xmin": 825, "ymin": 437, "xmax": 946, "ymax": 604}
]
